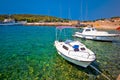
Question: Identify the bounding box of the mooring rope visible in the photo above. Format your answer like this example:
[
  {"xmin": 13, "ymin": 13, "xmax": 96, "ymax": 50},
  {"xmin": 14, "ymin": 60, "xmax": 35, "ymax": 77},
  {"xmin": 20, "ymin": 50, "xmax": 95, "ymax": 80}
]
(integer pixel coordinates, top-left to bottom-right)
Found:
[{"xmin": 89, "ymin": 64, "xmax": 111, "ymax": 80}]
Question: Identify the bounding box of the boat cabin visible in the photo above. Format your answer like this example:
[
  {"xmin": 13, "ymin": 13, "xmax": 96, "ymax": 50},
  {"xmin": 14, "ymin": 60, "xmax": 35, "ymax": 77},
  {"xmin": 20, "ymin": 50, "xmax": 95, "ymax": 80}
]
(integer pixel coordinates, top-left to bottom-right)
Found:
[
  {"xmin": 62, "ymin": 40, "xmax": 86, "ymax": 52},
  {"xmin": 79, "ymin": 27, "xmax": 97, "ymax": 33}
]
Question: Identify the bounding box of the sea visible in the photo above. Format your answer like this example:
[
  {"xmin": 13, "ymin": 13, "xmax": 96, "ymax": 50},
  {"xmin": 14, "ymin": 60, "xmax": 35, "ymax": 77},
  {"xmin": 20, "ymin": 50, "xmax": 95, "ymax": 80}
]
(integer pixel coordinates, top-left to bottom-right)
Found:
[{"xmin": 0, "ymin": 25, "xmax": 120, "ymax": 80}]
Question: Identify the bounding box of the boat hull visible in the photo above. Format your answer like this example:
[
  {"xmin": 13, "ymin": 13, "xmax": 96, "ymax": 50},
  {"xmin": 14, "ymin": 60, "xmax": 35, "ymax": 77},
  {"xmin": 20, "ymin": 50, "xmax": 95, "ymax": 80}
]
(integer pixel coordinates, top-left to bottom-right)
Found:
[
  {"xmin": 0, "ymin": 21, "xmax": 26, "ymax": 26},
  {"xmin": 57, "ymin": 50, "xmax": 92, "ymax": 68},
  {"xmin": 73, "ymin": 34, "xmax": 116, "ymax": 42}
]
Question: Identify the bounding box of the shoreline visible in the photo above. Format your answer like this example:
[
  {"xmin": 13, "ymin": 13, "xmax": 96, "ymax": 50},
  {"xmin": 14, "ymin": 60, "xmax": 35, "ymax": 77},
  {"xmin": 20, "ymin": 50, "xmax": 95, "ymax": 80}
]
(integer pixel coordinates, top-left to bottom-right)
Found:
[
  {"xmin": 24, "ymin": 22, "xmax": 119, "ymax": 30},
  {"xmin": 25, "ymin": 22, "xmax": 73, "ymax": 26}
]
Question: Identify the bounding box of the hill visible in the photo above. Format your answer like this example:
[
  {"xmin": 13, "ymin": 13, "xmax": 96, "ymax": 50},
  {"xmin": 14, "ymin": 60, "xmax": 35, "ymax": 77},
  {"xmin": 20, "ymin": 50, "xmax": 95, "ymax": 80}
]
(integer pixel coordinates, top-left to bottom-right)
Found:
[{"xmin": 0, "ymin": 14, "xmax": 69, "ymax": 22}]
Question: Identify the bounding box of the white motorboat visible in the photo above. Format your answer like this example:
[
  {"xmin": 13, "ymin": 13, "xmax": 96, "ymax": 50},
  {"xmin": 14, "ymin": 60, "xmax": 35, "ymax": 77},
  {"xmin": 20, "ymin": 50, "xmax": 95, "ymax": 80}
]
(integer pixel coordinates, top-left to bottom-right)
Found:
[
  {"xmin": 73, "ymin": 27, "xmax": 120, "ymax": 42},
  {"xmin": 54, "ymin": 26, "xmax": 96, "ymax": 67}
]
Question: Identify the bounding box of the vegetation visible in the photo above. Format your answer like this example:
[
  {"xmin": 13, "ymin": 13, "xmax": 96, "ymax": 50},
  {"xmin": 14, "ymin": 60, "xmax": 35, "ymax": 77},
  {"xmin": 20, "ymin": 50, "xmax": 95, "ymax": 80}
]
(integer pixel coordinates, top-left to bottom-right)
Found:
[
  {"xmin": 0, "ymin": 14, "xmax": 69, "ymax": 22},
  {"xmin": 111, "ymin": 16, "xmax": 120, "ymax": 19},
  {"xmin": 0, "ymin": 15, "xmax": 9, "ymax": 21}
]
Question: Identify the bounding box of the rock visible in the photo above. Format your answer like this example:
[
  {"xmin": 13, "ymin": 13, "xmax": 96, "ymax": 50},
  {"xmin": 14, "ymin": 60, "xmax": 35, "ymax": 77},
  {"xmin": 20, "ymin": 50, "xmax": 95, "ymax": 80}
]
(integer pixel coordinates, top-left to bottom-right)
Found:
[{"xmin": 117, "ymin": 74, "xmax": 120, "ymax": 80}]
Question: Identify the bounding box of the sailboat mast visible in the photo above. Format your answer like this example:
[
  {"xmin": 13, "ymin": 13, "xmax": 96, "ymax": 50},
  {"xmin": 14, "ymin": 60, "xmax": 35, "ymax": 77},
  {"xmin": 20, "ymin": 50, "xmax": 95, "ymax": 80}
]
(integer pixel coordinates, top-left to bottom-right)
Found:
[
  {"xmin": 80, "ymin": 0, "xmax": 83, "ymax": 21},
  {"xmin": 85, "ymin": 0, "xmax": 88, "ymax": 20},
  {"xmin": 68, "ymin": 8, "xmax": 71, "ymax": 20}
]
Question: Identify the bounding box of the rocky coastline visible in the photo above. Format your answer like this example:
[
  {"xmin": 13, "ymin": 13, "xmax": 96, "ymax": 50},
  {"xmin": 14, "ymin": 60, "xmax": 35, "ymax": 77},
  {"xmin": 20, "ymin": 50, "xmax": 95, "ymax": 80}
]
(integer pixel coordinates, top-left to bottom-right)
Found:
[
  {"xmin": 25, "ymin": 22, "xmax": 73, "ymax": 26},
  {"xmin": 24, "ymin": 18, "xmax": 120, "ymax": 30}
]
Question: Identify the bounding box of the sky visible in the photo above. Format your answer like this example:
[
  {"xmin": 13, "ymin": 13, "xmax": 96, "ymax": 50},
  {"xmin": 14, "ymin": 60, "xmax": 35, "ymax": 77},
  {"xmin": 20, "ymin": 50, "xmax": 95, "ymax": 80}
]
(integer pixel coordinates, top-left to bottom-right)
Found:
[{"xmin": 0, "ymin": 0, "xmax": 120, "ymax": 20}]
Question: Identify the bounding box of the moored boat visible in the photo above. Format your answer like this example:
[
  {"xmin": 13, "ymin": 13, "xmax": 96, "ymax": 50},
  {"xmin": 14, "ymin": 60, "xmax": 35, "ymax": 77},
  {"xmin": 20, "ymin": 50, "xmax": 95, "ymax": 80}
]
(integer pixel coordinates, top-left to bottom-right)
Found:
[
  {"xmin": 54, "ymin": 26, "xmax": 96, "ymax": 67},
  {"xmin": 73, "ymin": 26, "xmax": 120, "ymax": 42},
  {"xmin": 0, "ymin": 19, "xmax": 26, "ymax": 26}
]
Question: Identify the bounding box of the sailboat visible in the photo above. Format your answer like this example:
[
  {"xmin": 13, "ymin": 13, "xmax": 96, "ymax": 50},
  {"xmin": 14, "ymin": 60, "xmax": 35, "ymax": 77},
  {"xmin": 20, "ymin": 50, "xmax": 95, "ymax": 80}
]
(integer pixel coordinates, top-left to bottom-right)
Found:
[{"xmin": 54, "ymin": 26, "xmax": 96, "ymax": 67}]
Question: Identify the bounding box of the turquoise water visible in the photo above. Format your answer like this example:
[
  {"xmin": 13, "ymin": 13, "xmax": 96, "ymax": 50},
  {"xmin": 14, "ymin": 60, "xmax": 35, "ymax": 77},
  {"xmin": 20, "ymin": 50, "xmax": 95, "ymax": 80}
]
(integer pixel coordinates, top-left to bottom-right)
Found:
[{"xmin": 0, "ymin": 26, "xmax": 120, "ymax": 80}]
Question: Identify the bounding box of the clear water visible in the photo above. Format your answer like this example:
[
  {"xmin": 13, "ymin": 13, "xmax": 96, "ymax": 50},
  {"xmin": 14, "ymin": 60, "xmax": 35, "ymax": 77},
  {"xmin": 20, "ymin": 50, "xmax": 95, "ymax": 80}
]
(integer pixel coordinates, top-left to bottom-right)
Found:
[{"xmin": 0, "ymin": 25, "xmax": 120, "ymax": 80}]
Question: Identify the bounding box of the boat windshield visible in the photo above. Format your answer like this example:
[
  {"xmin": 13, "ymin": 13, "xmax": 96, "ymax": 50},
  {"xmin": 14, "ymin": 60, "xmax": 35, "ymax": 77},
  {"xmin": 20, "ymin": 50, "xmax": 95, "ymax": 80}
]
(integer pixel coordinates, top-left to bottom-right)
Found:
[
  {"xmin": 92, "ymin": 28, "xmax": 97, "ymax": 31},
  {"xmin": 65, "ymin": 40, "xmax": 73, "ymax": 44},
  {"xmin": 79, "ymin": 28, "xmax": 84, "ymax": 33},
  {"xmin": 63, "ymin": 45, "xmax": 69, "ymax": 50},
  {"xmin": 85, "ymin": 29, "xmax": 91, "ymax": 31},
  {"xmin": 81, "ymin": 47, "xmax": 86, "ymax": 50}
]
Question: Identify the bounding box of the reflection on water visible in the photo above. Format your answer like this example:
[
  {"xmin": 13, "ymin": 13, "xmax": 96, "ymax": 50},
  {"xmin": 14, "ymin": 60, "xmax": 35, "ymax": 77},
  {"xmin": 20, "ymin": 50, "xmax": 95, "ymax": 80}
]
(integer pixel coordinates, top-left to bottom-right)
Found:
[{"xmin": 0, "ymin": 26, "xmax": 120, "ymax": 80}]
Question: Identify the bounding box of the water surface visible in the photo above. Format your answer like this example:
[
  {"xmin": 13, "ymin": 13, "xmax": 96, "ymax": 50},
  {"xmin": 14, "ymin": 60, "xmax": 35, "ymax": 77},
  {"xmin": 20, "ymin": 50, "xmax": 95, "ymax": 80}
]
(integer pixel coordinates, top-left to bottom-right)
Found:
[{"xmin": 0, "ymin": 25, "xmax": 120, "ymax": 80}]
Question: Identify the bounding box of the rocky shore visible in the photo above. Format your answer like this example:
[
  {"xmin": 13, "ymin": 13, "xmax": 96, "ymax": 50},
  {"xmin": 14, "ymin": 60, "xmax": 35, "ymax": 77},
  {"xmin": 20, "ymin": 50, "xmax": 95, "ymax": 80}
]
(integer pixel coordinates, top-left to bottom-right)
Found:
[
  {"xmin": 81, "ymin": 17, "xmax": 120, "ymax": 30},
  {"xmin": 25, "ymin": 18, "xmax": 120, "ymax": 30},
  {"xmin": 25, "ymin": 22, "xmax": 73, "ymax": 26}
]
